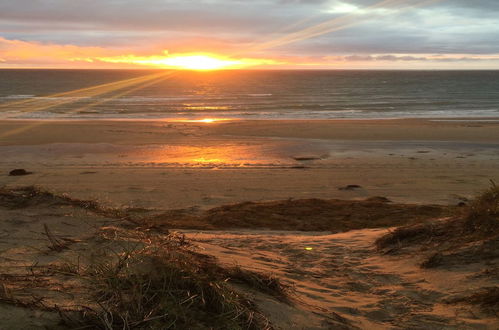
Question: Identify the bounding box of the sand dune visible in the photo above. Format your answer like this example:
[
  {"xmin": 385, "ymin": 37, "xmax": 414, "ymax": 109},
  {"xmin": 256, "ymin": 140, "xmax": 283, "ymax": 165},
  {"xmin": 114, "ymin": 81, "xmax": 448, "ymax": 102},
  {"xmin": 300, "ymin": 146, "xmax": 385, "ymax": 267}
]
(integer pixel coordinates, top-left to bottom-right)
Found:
[
  {"xmin": 183, "ymin": 228, "xmax": 498, "ymax": 329},
  {"xmin": 0, "ymin": 186, "xmax": 497, "ymax": 329}
]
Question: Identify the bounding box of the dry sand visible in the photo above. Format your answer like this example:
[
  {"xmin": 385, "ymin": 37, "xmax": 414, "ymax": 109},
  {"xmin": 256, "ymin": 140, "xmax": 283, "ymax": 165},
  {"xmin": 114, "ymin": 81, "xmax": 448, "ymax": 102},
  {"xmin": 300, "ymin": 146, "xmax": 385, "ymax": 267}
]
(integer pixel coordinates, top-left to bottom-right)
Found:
[
  {"xmin": 0, "ymin": 187, "xmax": 497, "ymax": 329},
  {"xmin": 182, "ymin": 228, "xmax": 498, "ymax": 329}
]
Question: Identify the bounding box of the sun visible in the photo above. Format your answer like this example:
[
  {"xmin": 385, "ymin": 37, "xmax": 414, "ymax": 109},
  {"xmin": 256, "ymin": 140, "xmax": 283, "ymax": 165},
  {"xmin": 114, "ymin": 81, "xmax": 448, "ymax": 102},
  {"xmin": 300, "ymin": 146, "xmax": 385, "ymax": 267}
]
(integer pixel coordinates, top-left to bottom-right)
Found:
[
  {"xmin": 162, "ymin": 54, "xmax": 240, "ymax": 71},
  {"xmin": 171, "ymin": 118, "xmax": 233, "ymax": 123},
  {"xmin": 199, "ymin": 118, "xmax": 216, "ymax": 123}
]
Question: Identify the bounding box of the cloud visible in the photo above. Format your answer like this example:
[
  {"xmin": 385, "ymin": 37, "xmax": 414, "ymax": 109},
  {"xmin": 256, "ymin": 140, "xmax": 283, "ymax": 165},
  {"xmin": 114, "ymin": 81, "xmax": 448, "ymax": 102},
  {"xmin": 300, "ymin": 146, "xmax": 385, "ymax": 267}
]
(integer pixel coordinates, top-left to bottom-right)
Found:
[
  {"xmin": 0, "ymin": 37, "xmax": 280, "ymax": 68},
  {"xmin": 0, "ymin": 37, "xmax": 123, "ymax": 67},
  {"xmin": 324, "ymin": 53, "xmax": 499, "ymax": 62},
  {"xmin": 2, "ymin": 35, "xmax": 499, "ymax": 69},
  {"xmin": 1, "ymin": 0, "xmax": 499, "ymax": 68}
]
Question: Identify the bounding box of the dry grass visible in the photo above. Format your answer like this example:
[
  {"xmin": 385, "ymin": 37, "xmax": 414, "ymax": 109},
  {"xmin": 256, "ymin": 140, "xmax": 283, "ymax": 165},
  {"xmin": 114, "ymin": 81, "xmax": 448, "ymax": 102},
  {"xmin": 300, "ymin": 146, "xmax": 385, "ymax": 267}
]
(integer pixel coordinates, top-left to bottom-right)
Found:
[
  {"xmin": 375, "ymin": 221, "xmax": 444, "ymax": 250},
  {"xmin": 146, "ymin": 198, "xmax": 451, "ymax": 233},
  {"xmin": 0, "ymin": 186, "xmax": 126, "ymax": 219},
  {"xmin": 224, "ymin": 266, "xmax": 291, "ymax": 301},
  {"xmin": 375, "ymin": 182, "xmax": 499, "ymax": 269},
  {"xmin": 43, "ymin": 224, "xmax": 75, "ymax": 252},
  {"xmin": 464, "ymin": 180, "xmax": 499, "ymax": 234},
  {"xmin": 420, "ymin": 252, "xmax": 444, "ymax": 269},
  {"xmin": 0, "ymin": 186, "xmax": 452, "ymax": 233},
  {"xmin": 70, "ymin": 255, "xmax": 269, "ymax": 329},
  {"xmin": 0, "ymin": 186, "xmax": 288, "ymax": 329},
  {"xmin": 0, "ymin": 245, "xmax": 280, "ymax": 329},
  {"xmin": 46, "ymin": 231, "xmax": 276, "ymax": 330},
  {"xmin": 446, "ymin": 287, "xmax": 499, "ymax": 316},
  {"xmin": 377, "ymin": 182, "xmax": 499, "ymax": 248},
  {"xmin": 0, "ymin": 276, "xmax": 61, "ymax": 317}
]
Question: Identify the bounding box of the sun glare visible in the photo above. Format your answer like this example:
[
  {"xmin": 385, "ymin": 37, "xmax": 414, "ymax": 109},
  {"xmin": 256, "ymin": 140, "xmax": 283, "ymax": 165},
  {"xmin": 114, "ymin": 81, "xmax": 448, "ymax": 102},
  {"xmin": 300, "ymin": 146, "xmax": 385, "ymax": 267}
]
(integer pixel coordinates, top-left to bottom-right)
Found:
[
  {"xmin": 94, "ymin": 52, "xmax": 278, "ymax": 70},
  {"xmin": 163, "ymin": 55, "xmax": 239, "ymax": 70},
  {"xmin": 199, "ymin": 118, "xmax": 216, "ymax": 123},
  {"xmin": 172, "ymin": 118, "xmax": 232, "ymax": 123}
]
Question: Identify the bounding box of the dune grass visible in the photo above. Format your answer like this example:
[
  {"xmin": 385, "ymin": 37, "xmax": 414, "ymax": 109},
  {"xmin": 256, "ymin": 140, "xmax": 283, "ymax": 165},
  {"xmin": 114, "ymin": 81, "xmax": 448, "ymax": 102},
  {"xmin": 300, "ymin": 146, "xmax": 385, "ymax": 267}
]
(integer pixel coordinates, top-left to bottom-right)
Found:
[
  {"xmin": 145, "ymin": 197, "xmax": 451, "ymax": 233},
  {"xmin": 468, "ymin": 181, "xmax": 499, "ymax": 217},
  {"xmin": 464, "ymin": 180, "xmax": 499, "ymax": 233},
  {"xmin": 224, "ymin": 266, "xmax": 291, "ymax": 301},
  {"xmin": 0, "ymin": 185, "xmax": 102, "ymax": 211},
  {"xmin": 374, "ymin": 221, "xmax": 448, "ymax": 251},
  {"xmin": 70, "ymin": 254, "xmax": 269, "ymax": 329},
  {"xmin": 0, "ymin": 185, "xmax": 158, "ymax": 230},
  {"xmin": 375, "ymin": 181, "xmax": 499, "ymax": 264},
  {"xmin": 1, "ymin": 185, "xmax": 453, "ymax": 234},
  {"xmin": 0, "ymin": 186, "xmax": 284, "ymax": 329},
  {"xmin": 446, "ymin": 287, "xmax": 499, "ymax": 316},
  {"xmin": 48, "ymin": 230, "xmax": 276, "ymax": 330},
  {"xmin": 1, "ymin": 228, "xmax": 284, "ymax": 329}
]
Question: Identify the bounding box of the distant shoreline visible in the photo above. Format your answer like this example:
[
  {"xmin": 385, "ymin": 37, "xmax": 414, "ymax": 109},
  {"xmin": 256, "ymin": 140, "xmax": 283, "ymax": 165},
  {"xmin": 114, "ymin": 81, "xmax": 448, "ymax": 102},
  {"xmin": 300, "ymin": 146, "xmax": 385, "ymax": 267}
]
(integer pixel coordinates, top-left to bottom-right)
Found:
[
  {"xmin": 2, "ymin": 116, "xmax": 499, "ymax": 122},
  {"xmin": 2, "ymin": 68, "xmax": 499, "ymax": 71}
]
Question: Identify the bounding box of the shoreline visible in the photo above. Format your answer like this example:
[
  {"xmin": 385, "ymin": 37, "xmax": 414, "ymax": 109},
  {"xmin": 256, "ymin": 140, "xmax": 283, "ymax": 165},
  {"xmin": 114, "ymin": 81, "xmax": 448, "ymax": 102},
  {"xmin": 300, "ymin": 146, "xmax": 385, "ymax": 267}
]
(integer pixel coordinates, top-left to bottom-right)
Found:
[
  {"xmin": 1, "ymin": 116, "xmax": 499, "ymax": 122},
  {"xmin": 2, "ymin": 117, "xmax": 499, "ymax": 143}
]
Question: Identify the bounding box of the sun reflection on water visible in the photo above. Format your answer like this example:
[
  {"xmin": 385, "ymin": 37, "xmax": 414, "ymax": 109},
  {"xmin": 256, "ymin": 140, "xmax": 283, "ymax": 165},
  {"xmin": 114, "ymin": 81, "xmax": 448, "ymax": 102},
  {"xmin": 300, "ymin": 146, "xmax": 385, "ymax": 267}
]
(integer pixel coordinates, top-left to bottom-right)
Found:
[
  {"xmin": 168, "ymin": 118, "xmax": 234, "ymax": 123},
  {"xmin": 183, "ymin": 105, "xmax": 230, "ymax": 111},
  {"xmin": 140, "ymin": 144, "xmax": 282, "ymax": 167}
]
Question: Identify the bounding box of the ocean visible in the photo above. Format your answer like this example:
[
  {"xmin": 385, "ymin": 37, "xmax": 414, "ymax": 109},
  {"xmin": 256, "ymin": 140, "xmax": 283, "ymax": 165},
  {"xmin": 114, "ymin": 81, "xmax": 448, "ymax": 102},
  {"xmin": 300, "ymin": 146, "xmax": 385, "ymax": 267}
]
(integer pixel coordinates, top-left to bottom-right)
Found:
[{"xmin": 1, "ymin": 69, "xmax": 499, "ymax": 120}]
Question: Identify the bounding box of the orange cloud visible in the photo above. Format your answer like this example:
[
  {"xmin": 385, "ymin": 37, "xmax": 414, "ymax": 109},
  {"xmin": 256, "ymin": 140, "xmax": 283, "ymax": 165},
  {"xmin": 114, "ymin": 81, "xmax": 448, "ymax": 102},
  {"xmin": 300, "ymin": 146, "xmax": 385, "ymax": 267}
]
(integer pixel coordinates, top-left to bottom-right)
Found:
[
  {"xmin": 0, "ymin": 37, "xmax": 279, "ymax": 69},
  {"xmin": 0, "ymin": 37, "xmax": 122, "ymax": 67},
  {"xmin": 1, "ymin": 37, "xmax": 499, "ymax": 70},
  {"xmin": 0, "ymin": 37, "xmax": 281, "ymax": 69}
]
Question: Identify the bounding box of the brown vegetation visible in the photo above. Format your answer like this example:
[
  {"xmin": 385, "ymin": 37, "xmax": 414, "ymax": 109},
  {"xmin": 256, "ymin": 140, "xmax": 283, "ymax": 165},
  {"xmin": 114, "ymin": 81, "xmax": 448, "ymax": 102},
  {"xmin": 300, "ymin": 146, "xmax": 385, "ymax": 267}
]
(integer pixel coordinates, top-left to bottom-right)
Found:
[
  {"xmin": 0, "ymin": 186, "xmax": 453, "ymax": 233},
  {"xmin": 144, "ymin": 197, "xmax": 451, "ymax": 232},
  {"xmin": 376, "ymin": 182, "xmax": 499, "ymax": 268},
  {"xmin": 1, "ymin": 184, "xmax": 497, "ymax": 328},
  {"xmin": 0, "ymin": 185, "xmax": 299, "ymax": 329},
  {"xmin": 0, "ymin": 185, "xmax": 116, "ymax": 215},
  {"xmin": 62, "ymin": 241, "xmax": 274, "ymax": 329},
  {"xmin": 446, "ymin": 287, "xmax": 499, "ymax": 317}
]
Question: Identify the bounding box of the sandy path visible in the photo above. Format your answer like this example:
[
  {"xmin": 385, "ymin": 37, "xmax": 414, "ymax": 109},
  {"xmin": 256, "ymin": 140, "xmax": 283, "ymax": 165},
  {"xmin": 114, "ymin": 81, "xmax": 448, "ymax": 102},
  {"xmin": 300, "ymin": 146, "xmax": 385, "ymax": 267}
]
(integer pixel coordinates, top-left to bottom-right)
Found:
[{"xmin": 182, "ymin": 229, "xmax": 499, "ymax": 329}]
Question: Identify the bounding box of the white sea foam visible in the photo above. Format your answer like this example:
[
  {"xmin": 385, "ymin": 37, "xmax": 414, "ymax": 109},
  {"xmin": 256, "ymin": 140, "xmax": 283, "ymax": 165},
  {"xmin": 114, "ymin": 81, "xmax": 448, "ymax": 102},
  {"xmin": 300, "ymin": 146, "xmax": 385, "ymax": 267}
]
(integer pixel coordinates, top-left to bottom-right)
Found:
[
  {"xmin": 247, "ymin": 93, "xmax": 273, "ymax": 97},
  {"xmin": 2, "ymin": 94, "xmax": 35, "ymax": 99}
]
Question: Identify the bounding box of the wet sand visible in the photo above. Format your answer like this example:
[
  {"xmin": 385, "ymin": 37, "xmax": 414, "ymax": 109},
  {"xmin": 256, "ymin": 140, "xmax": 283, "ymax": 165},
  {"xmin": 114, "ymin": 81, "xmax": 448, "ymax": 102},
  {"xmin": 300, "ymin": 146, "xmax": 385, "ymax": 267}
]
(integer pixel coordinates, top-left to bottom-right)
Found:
[{"xmin": 1, "ymin": 118, "xmax": 499, "ymax": 207}]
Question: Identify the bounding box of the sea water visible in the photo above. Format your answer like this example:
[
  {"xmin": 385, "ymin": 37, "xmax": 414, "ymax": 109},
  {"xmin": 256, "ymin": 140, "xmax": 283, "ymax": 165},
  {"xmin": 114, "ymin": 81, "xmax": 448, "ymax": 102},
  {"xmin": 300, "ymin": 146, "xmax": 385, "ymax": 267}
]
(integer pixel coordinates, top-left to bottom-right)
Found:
[{"xmin": 1, "ymin": 69, "xmax": 498, "ymax": 120}]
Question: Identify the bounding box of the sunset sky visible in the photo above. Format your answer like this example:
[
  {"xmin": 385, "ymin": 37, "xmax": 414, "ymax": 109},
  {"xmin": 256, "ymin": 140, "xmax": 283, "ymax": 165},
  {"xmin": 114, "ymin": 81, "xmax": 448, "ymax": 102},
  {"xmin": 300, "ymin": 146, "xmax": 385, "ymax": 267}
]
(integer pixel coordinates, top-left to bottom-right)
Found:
[{"xmin": 1, "ymin": 0, "xmax": 499, "ymax": 69}]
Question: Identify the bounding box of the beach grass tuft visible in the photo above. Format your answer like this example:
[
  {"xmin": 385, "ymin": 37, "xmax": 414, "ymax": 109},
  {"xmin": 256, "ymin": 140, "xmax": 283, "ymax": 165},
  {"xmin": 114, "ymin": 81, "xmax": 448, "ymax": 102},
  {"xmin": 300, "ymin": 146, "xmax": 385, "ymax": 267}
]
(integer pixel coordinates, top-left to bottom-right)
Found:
[
  {"xmin": 225, "ymin": 266, "xmax": 291, "ymax": 301},
  {"xmin": 464, "ymin": 180, "xmax": 499, "ymax": 233},
  {"xmin": 52, "ymin": 233, "xmax": 273, "ymax": 330},
  {"xmin": 43, "ymin": 224, "xmax": 72, "ymax": 252},
  {"xmin": 375, "ymin": 181, "xmax": 499, "ymax": 269},
  {"xmin": 446, "ymin": 287, "xmax": 499, "ymax": 316},
  {"xmin": 375, "ymin": 222, "xmax": 440, "ymax": 250},
  {"xmin": 0, "ymin": 185, "xmax": 126, "ymax": 219}
]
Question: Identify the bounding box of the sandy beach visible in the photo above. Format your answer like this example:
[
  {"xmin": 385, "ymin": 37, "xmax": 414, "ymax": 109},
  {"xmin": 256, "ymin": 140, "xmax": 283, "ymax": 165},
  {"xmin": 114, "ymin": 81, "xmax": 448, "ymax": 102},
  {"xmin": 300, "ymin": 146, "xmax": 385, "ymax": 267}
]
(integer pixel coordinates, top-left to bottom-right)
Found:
[
  {"xmin": 1, "ymin": 118, "xmax": 499, "ymax": 208},
  {"xmin": 1, "ymin": 118, "xmax": 499, "ymax": 329}
]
